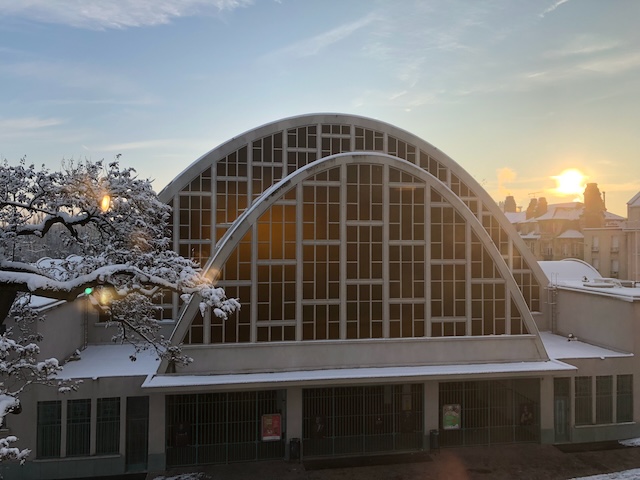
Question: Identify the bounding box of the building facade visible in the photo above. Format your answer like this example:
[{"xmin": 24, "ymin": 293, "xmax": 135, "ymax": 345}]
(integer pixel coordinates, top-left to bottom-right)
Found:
[
  {"xmin": 4, "ymin": 114, "xmax": 640, "ymax": 479},
  {"xmin": 583, "ymin": 192, "xmax": 640, "ymax": 281},
  {"xmin": 504, "ymin": 193, "xmax": 625, "ymax": 264}
]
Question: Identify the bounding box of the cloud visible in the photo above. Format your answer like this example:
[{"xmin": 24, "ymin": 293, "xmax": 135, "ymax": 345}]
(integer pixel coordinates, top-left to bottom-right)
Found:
[
  {"xmin": 580, "ymin": 51, "xmax": 640, "ymax": 75},
  {"xmin": 3, "ymin": 59, "xmax": 147, "ymax": 100},
  {"xmin": 539, "ymin": 0, "xmax": 571, "ymax": 18},
  {"xmin": 95, "ymin": 139, "xmax": 180, "ymax": 152},
  {"xmin": 0, "ymin": 116, "xmax": 64, "ymax": 130},
  {"xmin": 545, "ymin": 35, "xmax": 621, "ymax": 58},
  {"xmin": 0, "ymin": 0, "xmax": 252, "ymax": 29},
  {"xmin": 264, "ymin": 13, "xmax": 378, "ymax": 60},
  {"xmin": 0, "ymin": 117, "xmax": 69, "ymax": 146},
  {"xmin": 0, "ymin": 117, "xmax": 67, "ymax": 142}
]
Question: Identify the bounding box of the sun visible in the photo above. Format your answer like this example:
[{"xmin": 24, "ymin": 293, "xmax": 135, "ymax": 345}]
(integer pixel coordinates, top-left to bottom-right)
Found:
[{"xmin": 551, "ymin": 168, "xmax": 587, "ymax": 197}]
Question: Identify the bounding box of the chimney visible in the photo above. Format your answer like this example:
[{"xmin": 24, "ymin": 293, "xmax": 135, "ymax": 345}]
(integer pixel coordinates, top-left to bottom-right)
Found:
[
  {"xmin": 535, "ymin": 197, "xmax": 548, "ymax": 217},
  {"xmin": 504, "ymin": 195, "xmax": 517, "ymax": 213},
  {"xmin": 582, "ymin": 183, "xmax": 605, "ymax": 228},
  {"xmin": 525, "ymin": 198, "xmax": 538, "ymax": 219}
]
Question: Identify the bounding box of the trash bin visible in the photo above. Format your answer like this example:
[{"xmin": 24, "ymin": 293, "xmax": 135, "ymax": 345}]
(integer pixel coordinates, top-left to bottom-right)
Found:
[
  {"xmin": 289, "ymin": 438, "xmax": 301, "ymax": 461},
  {"xmin": 429, "ymin": 429, "xmax": 439, "ymax": 451}
]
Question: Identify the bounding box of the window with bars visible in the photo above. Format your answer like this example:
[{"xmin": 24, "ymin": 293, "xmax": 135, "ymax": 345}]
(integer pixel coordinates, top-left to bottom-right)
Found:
[
  {"xmin": 575, "ymin": 375, "xmax": 632, "ymax": 426},
  {"xmin": 165, "ymin": 390, "xmax": 284, "ymax": 466},
  {"xmin": 37, "ymin": 401, "xmax": 61, "ymax": 459},
  {"xmin": 439, "ymin": 379, "xmax": 540, "ymax": 447},
  {"xmin": 67, "ymin": 399, "xmax": 91, "ymax": 457},
  {"xmin": 575, "ymin": 376, "xmax": 592, "ymax": 426},
  {"xmin": 595, "ymin": 376, "xmax": 613, "ymax": 424},
  {"xmin": 97, "ymin": 397, "xmax": 120, "ymax": 455},
  {"xmin": 617, "ymin": 375, "xmax": 633, "ymax": 423},
  {"xmin": 303, "ymin": 384, "xmax": 423, "ymax": 456}
]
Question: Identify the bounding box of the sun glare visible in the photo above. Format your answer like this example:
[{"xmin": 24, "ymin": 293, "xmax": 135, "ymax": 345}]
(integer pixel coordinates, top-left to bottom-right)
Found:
[{"xmin": 551, "ymin": 169, "xmax": 587, "ymax": 196}]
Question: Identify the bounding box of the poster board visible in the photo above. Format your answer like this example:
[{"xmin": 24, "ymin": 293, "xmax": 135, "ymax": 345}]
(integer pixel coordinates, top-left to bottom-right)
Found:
[
  {"xmin": 261, "ymin": 413, "xmax": 282, "ymax": 441},
  {"xmin": 442, "ymin": 404, "xmax": 461, "ymax": 430}
]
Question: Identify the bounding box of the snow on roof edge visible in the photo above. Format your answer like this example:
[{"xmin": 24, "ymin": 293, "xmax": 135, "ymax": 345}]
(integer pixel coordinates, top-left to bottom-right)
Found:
[{"xmin": 141, "ymin": 360, "xmax": 575, "ymax": 389}]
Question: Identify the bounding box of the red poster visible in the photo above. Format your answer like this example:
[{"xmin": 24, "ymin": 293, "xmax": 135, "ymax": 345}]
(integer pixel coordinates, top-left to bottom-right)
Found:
[{"xmin": 261, "ymin": 414, "xmax": 282, "ymax": 441}]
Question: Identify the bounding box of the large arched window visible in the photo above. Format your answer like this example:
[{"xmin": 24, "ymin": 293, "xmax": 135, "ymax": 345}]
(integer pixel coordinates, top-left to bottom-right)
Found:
[{"xmin": 159, "ymin": 115, "xmax": 547, "ymax": 346}]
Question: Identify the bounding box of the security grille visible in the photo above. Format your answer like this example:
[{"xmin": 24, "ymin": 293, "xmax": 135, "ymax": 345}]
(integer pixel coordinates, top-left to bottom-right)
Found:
[
  {"xmin": 37, "ymin": 401, "xmax": 61, "ymax": 459},
  {"xmin": 617, "ymin": 375, "xmax": 633, "ymax": 423},
  {"xmin": 303, "ymin": 384, "xmax": 423, "ymax": 457},
  {"xmin": 575, "ymin": 376, "xmax": 592, "ymax": 426},
  {"xmin": 439, "ymin": 379, "xmax": 540, "ymax": 446},
  {"xmin": 166, "ymin": 390, "xmax": 285, "ymax": 466},
  {"xmin": 96, "ymin": 397, "xmax": 120, "ymax": 455},
  {"xmin": 66, "ymin": 399, "xmax": 91, "ymax": 456}
]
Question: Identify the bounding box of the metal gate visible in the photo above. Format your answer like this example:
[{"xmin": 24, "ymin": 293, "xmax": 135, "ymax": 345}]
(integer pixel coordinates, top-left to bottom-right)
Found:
[
  {"xmin": 439, "ymin": 379, "xmax": 540, "ymax": 447},
  {"xmin": 303, "ymin": 384, "xmax": 423, "ymax": 457},
  {"xmin": 166, "ymin": 390, "xmax": 285, "ymax": 466}
]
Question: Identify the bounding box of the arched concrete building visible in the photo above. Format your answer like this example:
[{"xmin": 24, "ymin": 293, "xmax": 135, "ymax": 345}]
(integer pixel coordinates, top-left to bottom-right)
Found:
[
  {"xmin": 8, "ymin": 114, "xmax": 639, "ymax": 480},
  {"xmin": 148, "ymin": 113, "xmax": 566, "ymax": 465}
]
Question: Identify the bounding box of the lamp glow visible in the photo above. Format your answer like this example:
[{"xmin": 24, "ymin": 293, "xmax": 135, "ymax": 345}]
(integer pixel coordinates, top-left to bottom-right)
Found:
[{"xmin": 100, "ymin": 194, "xmax": 111, "ymax": 212}]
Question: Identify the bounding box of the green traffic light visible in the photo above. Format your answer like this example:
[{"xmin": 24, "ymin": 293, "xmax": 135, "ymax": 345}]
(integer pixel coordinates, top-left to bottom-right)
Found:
[{"xmin": 84, "ymin": 287, "xmax": 93, "ymax": 295}]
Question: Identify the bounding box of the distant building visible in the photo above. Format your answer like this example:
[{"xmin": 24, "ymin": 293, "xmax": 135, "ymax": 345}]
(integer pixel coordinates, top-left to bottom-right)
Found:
[
  {"xmin": 583, "ymin": 192, "xmax": 640, "ymax": 280},
  {"xmin": 504, "ymin": 185, "xmax": 625, "ymax": 262}
]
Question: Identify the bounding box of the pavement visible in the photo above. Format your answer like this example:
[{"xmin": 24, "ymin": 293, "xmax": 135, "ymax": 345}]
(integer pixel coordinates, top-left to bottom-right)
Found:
[{"xmin": 150, "ymin": 441, "xmax": 640, "ymax": 480}]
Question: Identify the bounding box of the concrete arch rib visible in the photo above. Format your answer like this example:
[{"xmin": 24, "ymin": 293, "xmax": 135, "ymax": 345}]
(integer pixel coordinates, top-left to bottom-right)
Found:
[{"xmin": 169, "ymin": 152, "xmax": 548, "ymax": 360}]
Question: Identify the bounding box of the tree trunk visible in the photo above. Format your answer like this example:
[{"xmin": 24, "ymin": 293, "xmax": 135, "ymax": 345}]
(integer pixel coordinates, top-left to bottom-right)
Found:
[{"xmin": 0, "ymin": 289, "xmax": 17, "ymax": 326}]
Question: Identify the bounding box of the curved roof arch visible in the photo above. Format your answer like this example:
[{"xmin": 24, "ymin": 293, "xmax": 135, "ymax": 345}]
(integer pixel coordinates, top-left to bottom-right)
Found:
[
  {"xmin": 159, "ymin": 113, "xmax": 548, "ymax": 296},
  {"xmin": 170, "ymin": 152, "xmax": 547, "ymax": 359}
]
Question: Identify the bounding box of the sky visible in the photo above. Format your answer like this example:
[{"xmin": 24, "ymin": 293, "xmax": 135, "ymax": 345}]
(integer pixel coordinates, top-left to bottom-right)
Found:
[{"xmin": 0, "ymin": 0, "xmax": 639, "ymax": 216}]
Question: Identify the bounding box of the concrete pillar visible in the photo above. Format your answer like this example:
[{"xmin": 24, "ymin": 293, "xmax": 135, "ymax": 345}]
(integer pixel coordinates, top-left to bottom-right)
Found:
[
  {"xmin": 286, "ymin": 387, "xmax": 303, "ymax": 459},
  {"xmin": 147, "ymin": 394, "xmax": 166, "ymax": 472},
  {"xmin": 424, "ymin": 380, "xmax": 439, "ymax": 449},
  {"xmin": 539, "ymin": 376, "xmax": 554, "ymax": 444}
]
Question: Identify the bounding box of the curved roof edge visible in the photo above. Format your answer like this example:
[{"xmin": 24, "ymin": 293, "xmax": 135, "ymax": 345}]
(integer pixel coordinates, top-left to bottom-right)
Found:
[
  {"xmin": 538, "ymin": 258, "xmax": 600, "ymax": 282},
  {"xmin": 158, "ymin": 112, "xmax": 454, "ymax": 201}
]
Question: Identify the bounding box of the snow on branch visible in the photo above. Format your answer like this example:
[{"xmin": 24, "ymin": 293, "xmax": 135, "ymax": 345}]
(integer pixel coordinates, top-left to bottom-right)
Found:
[{"xmin": 0, "ymin": 158, "xmax": 240, "ymax": 464}]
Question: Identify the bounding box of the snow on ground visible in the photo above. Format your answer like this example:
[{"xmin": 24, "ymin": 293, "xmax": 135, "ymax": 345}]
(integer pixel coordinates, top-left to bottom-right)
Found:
[
  {"xmin": 620, "ymin": 438, "xmax": 640, "ymax": 448},
  {"xmin": 571, "ymin": 469, "xmax": 640, "ymax": 479}
]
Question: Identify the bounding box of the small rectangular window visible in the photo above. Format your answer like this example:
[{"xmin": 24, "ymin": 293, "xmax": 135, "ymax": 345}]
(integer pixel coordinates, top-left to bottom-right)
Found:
[
  {"xmin": 97, "ymin": 397, "xmax": 121, "ymax": 455},
  {"xmin": 37, "ymin": 401, "xmax": 61, "ymax": 459},
  {"xmin": 617, "ymin": 375, "xmax": 633, "ymax": 423},
  {"xmin": 595, "ymin": 376, "xmax": 613, "ymax": 424},
  {"xmin": 67, "ymin": 399, "xmax": 91, "ymax": 456},
  {"xmin": 575, "ymin": 376, "xmax": 592, "ymax": 426}
]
